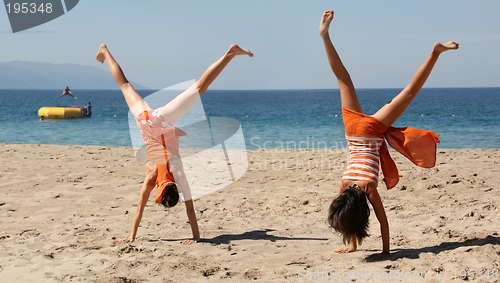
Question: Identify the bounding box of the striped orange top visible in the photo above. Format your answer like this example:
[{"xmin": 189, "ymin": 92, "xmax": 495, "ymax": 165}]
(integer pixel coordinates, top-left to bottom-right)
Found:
[
  {"xmin": 342, "ymin": 135, "xmax": 384, "ymax": 184},
  {"xmin": 341, "ymin": 107, "xmax": 440, "ymax": 189}
]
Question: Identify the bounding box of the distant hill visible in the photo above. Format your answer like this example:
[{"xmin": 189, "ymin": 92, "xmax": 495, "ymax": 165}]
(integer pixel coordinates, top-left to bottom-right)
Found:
[{"xmin": 0, "ymin": 61, "xmax": 148, "ymax": 89}]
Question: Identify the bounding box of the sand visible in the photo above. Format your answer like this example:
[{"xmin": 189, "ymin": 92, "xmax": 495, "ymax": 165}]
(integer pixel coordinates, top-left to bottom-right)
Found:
[{"xmin": 0, "ymin": 143, "xmax": 499, "ymax": 282}]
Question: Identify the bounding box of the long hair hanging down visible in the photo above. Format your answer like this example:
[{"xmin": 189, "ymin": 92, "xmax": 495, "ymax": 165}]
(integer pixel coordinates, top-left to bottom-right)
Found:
[
  {"xmin": 328, "ymin": 184, "xmax": 370, "ymax": 245},
  {"xmin": 161, "ymin": 183, "xmax": 179, "ymax": 208}
]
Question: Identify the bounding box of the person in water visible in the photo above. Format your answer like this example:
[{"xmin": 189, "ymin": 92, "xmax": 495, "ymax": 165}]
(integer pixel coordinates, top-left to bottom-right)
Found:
[
  {"xmin": 96, "ymin": 43, "xmax": 253, "ymax": 244},
  {"xmin": 82, "ymin": 102, "xmax": 92, "ymax": 118},
  {"xmin": 320, "ymin": 10, "xmax": 458, "ymax": 258},
  {"xmin": 59, "ymin": 86, "xmax": 77, "ymax": 99}
]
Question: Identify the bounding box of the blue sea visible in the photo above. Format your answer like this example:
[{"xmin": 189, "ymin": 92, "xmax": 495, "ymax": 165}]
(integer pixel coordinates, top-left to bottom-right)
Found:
[{"xmin": 0, "ymin": 88, "xmax": 498, "ymax": 149}]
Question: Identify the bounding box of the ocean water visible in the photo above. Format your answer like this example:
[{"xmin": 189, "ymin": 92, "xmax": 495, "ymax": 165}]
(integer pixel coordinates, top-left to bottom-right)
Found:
[{"xmin": 0, "ymin": 88, "xmax": 498, "ymax": 149}]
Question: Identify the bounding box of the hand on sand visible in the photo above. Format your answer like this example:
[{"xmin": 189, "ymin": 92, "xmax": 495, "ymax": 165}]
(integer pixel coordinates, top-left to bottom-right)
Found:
[
  {"xmin": 181, "ymin": 238, "xmax": 200, "ymax": 245},
  {"xmin": 334, "ymin": 247, "xmax": 356, "ymax": 254},
  {"xmin": 115, "ymin": 236, "xmax": 134, "ymax": 243},
  {"xmin": 319, "ymin": 10, "xmax": 334, "ymax": 36}
]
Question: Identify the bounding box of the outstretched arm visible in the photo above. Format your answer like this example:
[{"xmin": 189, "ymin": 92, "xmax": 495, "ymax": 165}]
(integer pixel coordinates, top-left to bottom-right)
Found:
[
  {"xmin": 182, "ymin": 199, "xmax": 200, "ymax": 244},
  {"xmin": 116, "ymin": 163, "xmax": 158, "ymax": 243},
  {"xmin": 366, "ymin": 187, "xmax": 390, "ymax": 257}
]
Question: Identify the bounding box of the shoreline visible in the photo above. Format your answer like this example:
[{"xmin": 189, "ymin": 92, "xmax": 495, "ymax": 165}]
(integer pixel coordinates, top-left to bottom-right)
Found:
[
  {"xmin": 2, "ymin": 142, "xmax": 499, "ymax": 150},
  {"xmin": 1, "ymin": 144, "xmax": 499, "ymax": 282}
]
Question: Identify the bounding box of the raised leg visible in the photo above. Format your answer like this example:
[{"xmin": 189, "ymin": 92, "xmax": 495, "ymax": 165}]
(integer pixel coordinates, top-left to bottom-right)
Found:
[
  {"xmin": 156, "ymin": 44, "xmax": 253, "ymax": 124},
  {"xmin": 96, "ymin": 44, "xmax": 151, "ymax": 117},
  {"xmin": 372, "ymin": 41, "xmax": 459, "ymax": 127},
  {"xmin": 320, "ymin": 10, "xmax": 362, "ymax": 113},
  {"xmin": 197, "ymin": 44, "xmax": 253, "ymax": 95}
]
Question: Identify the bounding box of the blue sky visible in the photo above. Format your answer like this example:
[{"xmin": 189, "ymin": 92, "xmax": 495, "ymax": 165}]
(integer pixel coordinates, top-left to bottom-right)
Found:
[{"xmin": 0, "ymin": 0, "xmax": 499, "ymax": 90}]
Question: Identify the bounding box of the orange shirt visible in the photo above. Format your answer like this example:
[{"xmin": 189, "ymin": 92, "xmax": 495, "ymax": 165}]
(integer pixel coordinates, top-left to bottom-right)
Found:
[
  {"xmin": 155, "ymin": 163, "xmax": 176, "ymax": 204},
  {"xmin": 136, "ymin": 112, "xmax": 187, "ymax": 203},
  {"xmin": 342, "ymin": 107, "xmax": 440, "ymax": 189},
  {"xmin": 342, "ymin": 135, "xmax": 384, "ymax": 184}
]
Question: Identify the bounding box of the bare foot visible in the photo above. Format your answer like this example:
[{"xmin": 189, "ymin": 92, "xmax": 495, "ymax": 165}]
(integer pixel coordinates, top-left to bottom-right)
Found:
[
  {"xmin": 115, "ymin": 236, "xmax": 134, "ymax": 243},
  {"xmin": 96, "ymin": 44, "xmax": 108, "ymax": 63},
  {"xmin": 181, "ymin": 238, "xmax": 200, "ymax": 245},
  {"xmin": 319, "ymin": 10, "xmax": 334, "ymax": 36},
  {"xmin": 433, "ymin": 41, "xmax": 459, "ymax": 53},
  {"xmin": 227, "ymin": 44, "xmax": 253, "ymax": 57},
  {"xmin": 334, "ymin": 246, "xmax": 356, "ymax": 254}
]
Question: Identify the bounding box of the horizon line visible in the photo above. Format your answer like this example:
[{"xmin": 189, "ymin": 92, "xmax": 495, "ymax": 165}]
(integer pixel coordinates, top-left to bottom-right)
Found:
[{"xmin": 0, "ymin": 86, "xmax": 499, "ymax": 91}]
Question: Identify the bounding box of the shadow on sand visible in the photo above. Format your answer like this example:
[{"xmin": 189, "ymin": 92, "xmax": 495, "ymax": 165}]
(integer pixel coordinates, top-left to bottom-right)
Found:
[
  {"xmin": 364, "ymin": 235, "xmax": 500, "ymax": 262},
  {"xmin": 149, "ymin": 229, "xmax": 329, "ymax": 244}
]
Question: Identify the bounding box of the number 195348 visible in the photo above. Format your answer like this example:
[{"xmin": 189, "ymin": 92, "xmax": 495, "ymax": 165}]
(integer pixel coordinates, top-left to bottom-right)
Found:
[{"xmin": 6, "ymin": 3, "xmax": 53, "ymax": 13}]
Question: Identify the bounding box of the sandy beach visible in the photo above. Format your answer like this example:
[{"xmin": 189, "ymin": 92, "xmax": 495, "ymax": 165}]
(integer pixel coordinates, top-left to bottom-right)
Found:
[{"xmin": 0, "ymin": 143, "xmax": 499, "ymax": 282}]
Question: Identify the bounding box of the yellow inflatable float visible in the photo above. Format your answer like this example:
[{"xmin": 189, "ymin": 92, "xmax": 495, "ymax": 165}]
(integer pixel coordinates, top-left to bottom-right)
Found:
[{"xmin": 38, "ymin": 106, "xmax": 85, "ymax": 119}]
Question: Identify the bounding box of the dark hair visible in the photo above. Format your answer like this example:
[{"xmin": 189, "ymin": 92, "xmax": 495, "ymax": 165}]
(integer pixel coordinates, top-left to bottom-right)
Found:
[
  {"xmin": 328, "ymin": 185, "xmax": 370, "ymax": 245},
  {"xmin": 161, "ymin": 183, "xmax": 179, "ymax": 208}
]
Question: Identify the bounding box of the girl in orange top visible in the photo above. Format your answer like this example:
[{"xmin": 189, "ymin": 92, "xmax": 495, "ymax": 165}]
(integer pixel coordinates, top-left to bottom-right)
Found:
[
  {"xmin": 96, "ymin": 43, "xmax": 253, "ymax": 244},
  {"xmin": 319, "ymin": 10, "xmax": 458, "ymax": 258}
]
